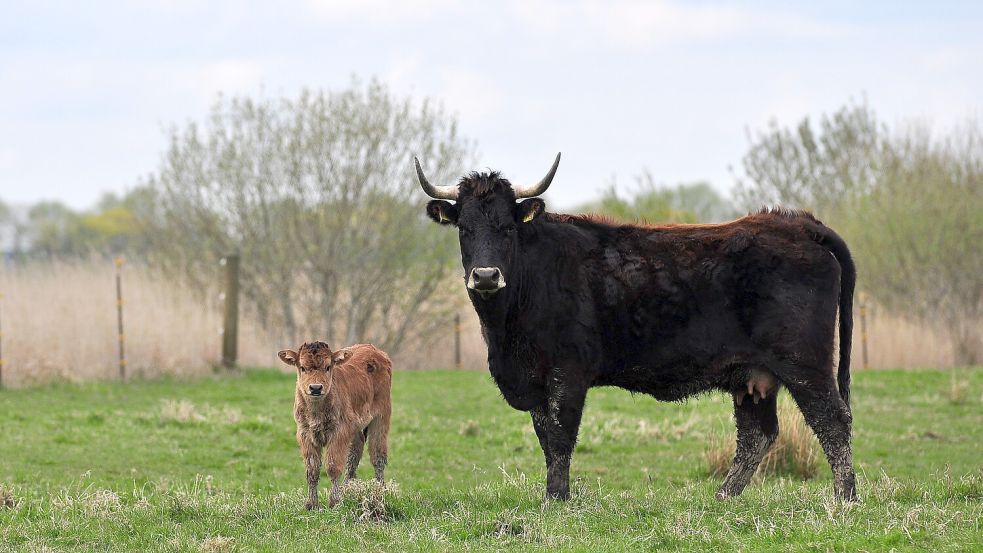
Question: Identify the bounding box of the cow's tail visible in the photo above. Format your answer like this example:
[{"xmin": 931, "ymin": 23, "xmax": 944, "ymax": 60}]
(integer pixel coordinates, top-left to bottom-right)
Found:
[{"xmin": 815, "ymin": 225, "xmax": 855, "ymax": 408}]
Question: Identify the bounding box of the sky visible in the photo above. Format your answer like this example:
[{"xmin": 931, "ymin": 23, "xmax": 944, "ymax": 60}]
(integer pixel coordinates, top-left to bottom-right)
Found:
[{"xmin": 1, "ymin": 0, "xmax": 981, "ymax": 211}]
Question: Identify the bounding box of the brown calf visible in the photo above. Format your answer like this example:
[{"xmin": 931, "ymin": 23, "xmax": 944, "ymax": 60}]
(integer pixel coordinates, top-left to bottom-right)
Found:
[{"xmin": 277, "ymin": 341, "xmax": 392, "ymax": 510}]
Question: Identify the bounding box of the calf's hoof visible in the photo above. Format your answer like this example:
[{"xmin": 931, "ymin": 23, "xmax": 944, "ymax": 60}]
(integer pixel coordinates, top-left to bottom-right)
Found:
[{"xmin": 304, "ymin": 500, "xmax": 321, "ymax": 511}]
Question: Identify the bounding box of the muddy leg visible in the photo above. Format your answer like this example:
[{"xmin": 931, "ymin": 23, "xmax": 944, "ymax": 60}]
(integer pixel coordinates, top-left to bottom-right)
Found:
[
  {"xmin": 346, "ymin": 428, "xmax": 367, "ymax": 480},
  {"xmin": 530, "ymin": 405, "xmax": 553, "ymax": 468},
  {"xmin": 325, "ymin": 433, "xmax": 353, "ymax": 508},
  {"xmin": 543, "ymin": 372, "xmax": 588, "ymax": 501},
  {"xmin": 785, "ymin": 379, "xmax": 857, "ymax": 501},
  {"xmin": 300, "ymin": 438, "xmax": 323, "ymax": 511},
  {"xmin": 716, "ymin": 392, "xmax": 778, "ymax": 499},
  {"xmin": 367, "ymin": 415, "xmax": 390, "ymax": 483}
]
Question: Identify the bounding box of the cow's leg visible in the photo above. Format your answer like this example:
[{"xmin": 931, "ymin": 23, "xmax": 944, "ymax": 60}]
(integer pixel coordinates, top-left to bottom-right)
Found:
[
  {"xmin": 300, "ymin": 438, "xmax": 323, "ymax": 511},
  {"xmin": 530, "ymin": 405, "xmax": 554, "ymax": 468},
  {"xmin": 325, "ymin": 431, "xmax": 354, "ymax": 508},
  {"xmin": 346, "ymin": 428, "xmax": 367, "ymax": 480},
  {"xmin": 543, "ymin": 372, "xmax": 588, "ymax": 501},
  {"xmin": 784, "ymin": 378, "xmax": 857, "ymax": 501},
  {"xmin": 715, "ymin": 392, "xmax": 778, "ymax": 500},
  {"xmin": 367, "ymin": 415, "xmax": 390, "ymax": 483}
]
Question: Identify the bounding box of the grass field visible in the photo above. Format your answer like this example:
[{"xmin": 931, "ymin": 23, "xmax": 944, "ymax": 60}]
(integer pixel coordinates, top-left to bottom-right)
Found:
[{"xmin": 1, "ymin": 368, "xmax": 981, "ymax": 551}]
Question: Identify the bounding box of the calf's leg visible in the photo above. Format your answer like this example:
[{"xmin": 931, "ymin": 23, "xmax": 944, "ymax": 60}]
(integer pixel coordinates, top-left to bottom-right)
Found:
[
  {"xmin": 325, "ymin": 432, "xmax": 354, "ymax": 508},
  {"xmin": 543, "ymin": 371, "xmax": 588, "ymax": 501},
  {"xmin": 346, "ymin": 428, "xmax": 367, "ymax": 480},
  {"xmin": 367, "ymin": 414, "xmax": 390, "ymax": 483},
  {"xmin": 715, "ymin": 392, "xmax": 778, "ymax": 499},
  {"xmin": 300, "ymin": 439, "xmax": 323, "ymax": 511}
]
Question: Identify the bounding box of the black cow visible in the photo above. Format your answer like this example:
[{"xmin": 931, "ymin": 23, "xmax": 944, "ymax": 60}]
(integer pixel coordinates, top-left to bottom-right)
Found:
[{"xmin": 416, "ymin": 153, "xmax": 857, "ymax": 502}]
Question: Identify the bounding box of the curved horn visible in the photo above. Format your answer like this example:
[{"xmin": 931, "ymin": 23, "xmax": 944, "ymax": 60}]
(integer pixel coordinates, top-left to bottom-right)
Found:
[
  {"xmin": 414, "ymin": 156, "xmax": 459, "ymax": 200},
  {"xmin": 513, "ymin": 152, "xmax": 561, "ymax": 199}
]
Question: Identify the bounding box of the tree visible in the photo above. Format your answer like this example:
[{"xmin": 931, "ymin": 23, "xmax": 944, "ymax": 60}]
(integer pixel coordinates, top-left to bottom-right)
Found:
[
  {"xmin": 25, "ymin": 201, "xmax": 83, "ymax": 256},
  {"xmin": 582, "ymin": 173, "xmax": 737, "ymax": 224},
  {"xmin": 735, "ymin": 102, "xmax": 983, "ymax": 365},
  {"xmin": 733, "ymin": 102, "xmax": 883, "ymax": 218},
  {"xmin": 142, "ymin": 79, "xmax": 474, "ymax": 355}
]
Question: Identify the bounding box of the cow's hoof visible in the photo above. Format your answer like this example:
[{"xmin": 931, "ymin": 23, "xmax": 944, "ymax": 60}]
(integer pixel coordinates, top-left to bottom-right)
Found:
[
  {"xmin": 714, "ymin": 489, "xmax": 732, "ymax": 501},
  {"xmin": 836, "ymin": 487, "xmax": 859, "ymax": 503},
  {"xmin": 545, "ymin": 488, "xmax": 570, "ymax": 501},
  {"xmin": 305, "ymin": 501, "xmax": 321, "ymax": 511}
]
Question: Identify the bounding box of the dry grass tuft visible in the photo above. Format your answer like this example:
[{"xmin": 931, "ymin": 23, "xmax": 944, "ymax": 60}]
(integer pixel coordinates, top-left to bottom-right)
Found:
[
  {"xmin": 948, "ymin": 368, "xmax": 970, "ymax": 404},
  {"xmin": 492, "ymin": 508, "xmax": 529, "ymax": 539},
  {"xmin": 459, "ymin": 419, "xmax": 481, "ymax": 437},
  {"xmin": 344, "ymin": 479, "xmax": 397, "ymax": 522},
  {"xmin": 159, "ymin": 399, "xmax": 206, "ymax": 423},
  {"xmin": 0, "ymin": 483, "xmax": 17, "ymax": 509},
  {"xmin": 158, "ymin": 399, "xmax": 244, "ymax": 425},
  {"xmin": 199, "ymin": 536, "xmax": 236, "ymax": 553},
  {"xmin": 706, "ymin": 398, "xmax": 820, "ymax": 480},
  {"xmin": 51, "ymin": 488, "xmax": 122, "ymax": 517}
]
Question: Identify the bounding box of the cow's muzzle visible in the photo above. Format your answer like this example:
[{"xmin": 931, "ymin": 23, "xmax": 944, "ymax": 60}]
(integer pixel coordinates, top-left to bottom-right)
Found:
[{"xmin": 468, "ymin": 266, "xmax": 505, "ymax": 297}]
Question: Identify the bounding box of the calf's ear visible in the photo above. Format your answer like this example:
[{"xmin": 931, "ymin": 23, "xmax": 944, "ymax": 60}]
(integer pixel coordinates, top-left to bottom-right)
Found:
[
  {"xmin": 426, "ymin": 200, "xmax": 458, "ymax": 225},
  {"xmin": 278, "ymin": 350, "xmax": 298, "ymax": 366},
  {"xmin": 332, "ymin": 349, "xmax": 352, "ymax": 365},
  {"xmin": 515, "ymin": 198, "xmax": 545, "ymax": 223}
]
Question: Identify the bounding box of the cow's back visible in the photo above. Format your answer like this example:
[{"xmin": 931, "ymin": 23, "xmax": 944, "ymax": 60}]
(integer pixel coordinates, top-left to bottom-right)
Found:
[{"xmin": 587, "ymin": 211, "xmax": 841, "ymax": 380}]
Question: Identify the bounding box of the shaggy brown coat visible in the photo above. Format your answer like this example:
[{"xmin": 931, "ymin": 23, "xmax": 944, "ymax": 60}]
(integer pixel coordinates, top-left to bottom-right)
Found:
[{"xmin": 278, "ymin": 342, "xmax": 392, "ymax": 510}]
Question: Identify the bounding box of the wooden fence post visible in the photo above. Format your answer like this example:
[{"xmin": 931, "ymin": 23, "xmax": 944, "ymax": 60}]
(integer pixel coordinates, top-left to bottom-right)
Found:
[
  {"xmin": 115, "ymin": 256, "xmax": 126, "ymax": 381},
  {"xmin": 859, "ymin": 293, "xmax": 869, "ymax": 370},
  {"xmin": 454, "ymin": 312, "xmax": 462, "ymax": 369},
  {"xmin": 221, "ymin": 254, "xmax": 240, "ymax": 369}
]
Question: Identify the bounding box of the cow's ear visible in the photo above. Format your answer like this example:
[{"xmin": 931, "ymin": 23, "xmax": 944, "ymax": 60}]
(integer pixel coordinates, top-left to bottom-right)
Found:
[
  {"xmin": 426, "ymin": 200, "xmax": 458, "ymax": 225},
  {"xmin": 331, "ymin": 349, "xmax": 352, "ymax": 365},
  {"xmin": 278, "ymin": 349, "xmax": 298, "ymax": 366},
  {"xmin": 515, "ymin": 198, "xmax": 545, "ymax": 224}
]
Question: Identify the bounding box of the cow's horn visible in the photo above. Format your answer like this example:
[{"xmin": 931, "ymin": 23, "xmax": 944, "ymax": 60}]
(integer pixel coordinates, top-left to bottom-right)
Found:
[
  {"xmin": 513, "ymin": 152, "xmax": 561, "ymax": 199},
  {"xmin": 414, "ymin": 156, "xmax": 459, "ymax": 200}
]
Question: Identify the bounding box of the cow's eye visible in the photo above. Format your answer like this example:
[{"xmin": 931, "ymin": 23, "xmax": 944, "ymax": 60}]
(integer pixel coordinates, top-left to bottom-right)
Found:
[
  {"xmin": 504, "ymin": 225, "xmax": 517, "ymax": 235},
  {"xmin": 459, "ymin": 226, "xmax": 472, "ymax": 237}
]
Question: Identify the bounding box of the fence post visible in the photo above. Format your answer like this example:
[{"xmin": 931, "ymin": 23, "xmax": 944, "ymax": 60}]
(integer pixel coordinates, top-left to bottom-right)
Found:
[
  {"xmin": 454, "ymin": 312, "xmax": 462, "ymax": 369},
  {"xmin": 221, "ymin": 254, "xmax": 240, "ymax": 369},
  {"xmin": 859, "ymin": 293, "xmax": 869, "ymax": 370},
  {"xmin": 115, "ymin": 256, "xmax": 126, "ymax": 381}
]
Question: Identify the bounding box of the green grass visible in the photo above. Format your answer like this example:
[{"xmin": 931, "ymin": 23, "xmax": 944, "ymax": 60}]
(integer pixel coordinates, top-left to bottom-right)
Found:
[{"xmin": 1, "ymin": 368, "xmax": 980, "ymax": 552}]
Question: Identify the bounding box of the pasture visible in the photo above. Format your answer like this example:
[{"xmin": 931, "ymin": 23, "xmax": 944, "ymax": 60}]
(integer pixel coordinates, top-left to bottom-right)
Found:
[{"xmin": 1, "ymin": 368, "xmax": 980, "ymax": 551}]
